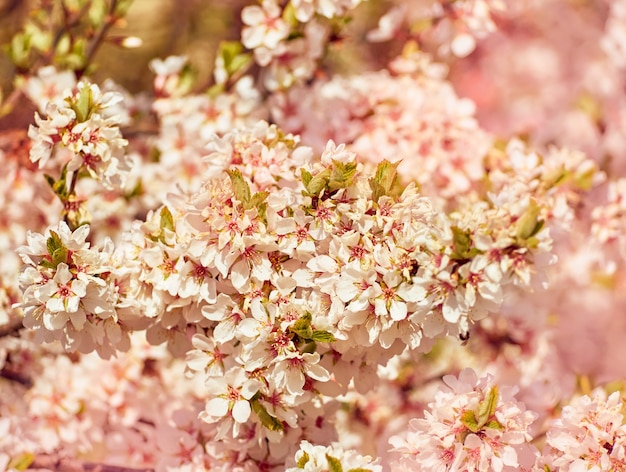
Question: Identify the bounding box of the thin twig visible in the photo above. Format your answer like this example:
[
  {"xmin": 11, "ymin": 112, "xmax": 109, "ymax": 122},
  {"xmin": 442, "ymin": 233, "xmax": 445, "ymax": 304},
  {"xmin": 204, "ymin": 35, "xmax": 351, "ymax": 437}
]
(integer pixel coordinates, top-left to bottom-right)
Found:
[
  {"xmin": 0, "ymin": 317, "xmax": 24, "ymax": 338},
  {"xmin": 78, "ymin": 0, "xmax": 120, "ymax": 78},
  {"xmin": 28, "ymin": 455, "xmax": 154, "ymax": 472}
]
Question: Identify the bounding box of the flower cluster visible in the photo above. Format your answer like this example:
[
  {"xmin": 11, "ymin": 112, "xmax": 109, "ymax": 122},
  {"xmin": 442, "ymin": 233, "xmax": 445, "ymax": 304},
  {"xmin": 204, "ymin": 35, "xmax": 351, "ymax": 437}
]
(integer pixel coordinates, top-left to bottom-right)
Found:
[
  {"xmin": 540, "ymin": 389, "xmax": 626, "ymax": 471},
  {"xmin": 97, "ymin": 120, "xmax": 559, "ymax": 464},
  {"xmin": 241, "ymin": 0, "xmax": 364, "ymax": 90},
  {"xmin": 16, "ymin": 222, "xmax": 129, "ymax": 357},
  {"xmin": 592, "ymin": 178, "xmax": 626, "ymax": 257},
  {"xmin": 27, "ymin": 79, "xmax": 131, "ymax": 189},
  {"xmin": 286, "ymin": 440, "xmax": 382, "ymax": 471},
  {"xmin": 270, "ymin": 48, "xmax": 492, "ymax": 202},
  {"xmin": 5, "ymin": 0, "xmax": 626, "ymax": 471},
  {"xmin": 389, "ymin": 368, "xmax": 538, "ymax": 471},
  {"xmin": 368, "ymin": 0, "xmax": 505, "ymax": 57},
  {"xmin": 147, "ymin": 56, "xmax": 266, "ymax": 199}
]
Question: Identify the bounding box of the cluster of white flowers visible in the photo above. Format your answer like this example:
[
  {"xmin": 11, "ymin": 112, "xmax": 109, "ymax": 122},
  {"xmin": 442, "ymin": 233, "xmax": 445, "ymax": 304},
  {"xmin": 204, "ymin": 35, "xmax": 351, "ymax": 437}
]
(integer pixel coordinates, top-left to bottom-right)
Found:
[
  {"xmin": 286, "ymin": 440, "xmax": 382, "ymax": 471},
  {"xmin": 241, "ymin": 0, "xmax": 364, "ymax": 90},
  {"xmin": 8, "ymin": 2, "xmax": 624, "ymax": 471},
  {"xmin": 601, "ymin": 0, "xmax": 626, "ymax": 69},
  {"xmin": 592, "ymin": 178, "xmax": 626, "ymax": 256},
  {"xmin": 540, "ymin": 389, "xmax": 626, "ymax": 471},
  {"xmin": 27, "ymin": 80, "xmax": 131, "ymax": 189},
  {"xmin": 270, "ymin": 48, "xmax": 492, "ymax": 203},
  {"xmin": 90, "ymin": 120, "xmax": 559, "ymax": 464},
  {"xmin": 368, "ymin": 0, "xmax": 505, "ymax": 58},
  {"xmin": 389, "ymin": 368, "xmax": 538, "ymax": 471},
  {"xmin": 16, "ymin": 222, "xmax": 129, "ymax": 357}
]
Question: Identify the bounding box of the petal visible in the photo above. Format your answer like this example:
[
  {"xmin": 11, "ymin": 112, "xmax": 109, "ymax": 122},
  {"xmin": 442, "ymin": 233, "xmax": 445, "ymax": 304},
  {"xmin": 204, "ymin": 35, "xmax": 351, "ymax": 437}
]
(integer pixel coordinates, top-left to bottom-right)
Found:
[
  {"xmin": 306, "ymin": 255, "xmax": 338, "ymax": 273},
  {"xmin": 46, "ymin": 296, "xmax": 66, "ymax": 313},
  {"xmin": 390, "ymin": 300, "xmax": 407, "ymax": 321},
  {"xmin": 70, "ymin": 309, "xmax": 86, "ymax": 330},
  {"xmin": 43, "ymin": 312, "xmax": 68, "ymax": 330},
  {"xmin": 232, "ymin": 399, "xmax": 251, "ymax": 423},
  {"xmin": 206, "ymin": 397, "xmax": 230, "ymax": 419}
]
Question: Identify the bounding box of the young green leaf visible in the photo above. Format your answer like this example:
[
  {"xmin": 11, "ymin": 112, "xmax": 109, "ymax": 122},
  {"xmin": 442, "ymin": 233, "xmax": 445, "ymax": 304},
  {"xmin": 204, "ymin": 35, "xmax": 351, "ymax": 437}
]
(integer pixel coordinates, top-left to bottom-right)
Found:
[
  {"xmin": 476, "ymin": 385, "xmax": 499, "ymax": 429},
  {"xmin": 310, "ymin": 330, "xmax": 336, "ymax": 343},
  {"xmin": 251, "ymin": 398, "xmax": 284, "ymax": 432},
  {"xmin": 451, "ymin": 226, "xmax": 480, "ymax": 260},
  {"xmin": 305, "ymin": 168, "xmax": 331, "ymax": 196},
  {"xmin": 46, "ymin": 230, "xmax": 69, "ymax": 268},
  {"xmin": 246, "ymin": 191, "xmax": 269, "ymax": 211},
  {"xmin": 301, "ymin": 168, "xmax": 313, "ymax": 188},
  {"xmin": 326, "ymin": 454, "xmax": 344, "ymax": 472},
  {"xmin": 516, "ymin": 199, "xmax": 544, "ymax": 241},
  {"xmin": 8, "ymin": 452, "xmax": 35, "ymax": 471},
  {"xmin": 369, "ymin": 160, "xmax": 401, "ymax": 202},
  {"xmin": 227, "ymin": 168, "xmax": 252, "ymax": 206},
  {"xmin": 291, "ymin": 312, "xmax": 313, "ymax": 340},
  {"xmin": 160, "ymin": 206, "xmax": 175, "ymax": 233},
  {"xmin": 460, "ymin": 409, "xmax": 480, "ymax": 433},
  {"xmin": 296, "ymin": 451, "xmax": 310, "ymax": 468},
  {"xmin": 71, "ymin": 84, "xmax": 93, "ymax": 123},
  {"xmin": 328, "ymin": 160, "xmax": 357, "ymax": 191}
]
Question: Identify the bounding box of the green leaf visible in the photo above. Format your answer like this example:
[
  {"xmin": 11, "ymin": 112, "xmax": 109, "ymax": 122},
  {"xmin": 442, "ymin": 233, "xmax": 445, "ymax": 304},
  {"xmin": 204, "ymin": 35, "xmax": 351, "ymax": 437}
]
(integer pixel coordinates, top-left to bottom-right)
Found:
[
  {"xmin": 8, "ymin": 452, "xmax": 35, "ymax": 471},
  {"xmin": 301, "ymin": 168, "xmax": 313, "ymax": 188},
  {"xmin": 160, "ymin": 206, "xmax": 175, "ymax": 233},
  {"xmin": 575, "ymin": 167, "xmax": 596, "ymax": 191},
  {"xmin": 369, "ymin": 160, "xmax": 401, "ymax": 202},
  {"xmin": 46, "ymin": 231, "xmax": 69, "ymax": 268},
  {"xmin": 227, "ymin": 168, "xmax": 252, "ymax": 206},
  {"xmin": 476, "ymin": 385, "xmax": 499, "ymax": 429},
  {"xmin": 516, "ymin": 199, "xmax": 544, "ymax": 241},
  {"xmin": 251, "ymin": 399, "xmax": 284, "ymax": 432},
  {"xmin": 218, "ymin": 41, "xmax": 252, "ymax": 78},
  {"xmin": 247, "ymin": 191, "xmax": 269, "ymax": 211},
  {"xmin": 326, "ymin": 454, "xmax": 344, "ymax": 472},
  {"xmin": 460, "ymin": 409, "xmax": 480, "ymax": 433},
  {"xmin": 291, "ymin": 312, "xmax": 313, "ymax": 340},
  {"xmin": 451, "ymin": 226, "xmax": 479, "ymax": 260},
  {"xmin": 70, "ymin": 84, "xmax": 93, "ymax": 123},
  {"xmin": 310, "ymin": 330, "xmax": 336, "ymax": 343},
  {"xmin": 114, "ymin": 0, "xmax": 135, "ymax": 17},
  {"xmin": 282, "ymin": 2, "xmax": 299, "ymax": 27},
  {"xmin": 296, "ymin": 451, "xmax": 310, "ymax": 468},
  {"xmin": 305, "ymin": 168, "xmax": 331, "ymax": 196},
  {"xmin": 45, "ymin": 163, "xmax": 71, "ymax": 201},
  {"xmin": 9, "ymin": 32, "xmax": 32, "ymax": 68},
  {"xmin": 484, "ymin": 419, "xmax": 505, "ymax": 430},
  {"xmin": 328, "ymin": 160, "xmax": 357, "ymax": 191}
]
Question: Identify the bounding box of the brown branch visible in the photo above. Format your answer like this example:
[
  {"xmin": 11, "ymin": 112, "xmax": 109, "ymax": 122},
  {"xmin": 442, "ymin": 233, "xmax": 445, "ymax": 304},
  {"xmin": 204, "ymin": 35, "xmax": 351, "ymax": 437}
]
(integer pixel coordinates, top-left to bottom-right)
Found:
[
  {"xmin": 0, "ymin": 368, "xmax": 32, "ymax": 388},
  {"xmin": 77, "ymin": 0, "xmax": 120, "ymax": 78},
  {"xmin": 0, "ymin": 317, "xmax": 24, "ymax": 338},
  {"xmin": 28, "ymin": 455, "xmax": 154, "ymax": 472}
]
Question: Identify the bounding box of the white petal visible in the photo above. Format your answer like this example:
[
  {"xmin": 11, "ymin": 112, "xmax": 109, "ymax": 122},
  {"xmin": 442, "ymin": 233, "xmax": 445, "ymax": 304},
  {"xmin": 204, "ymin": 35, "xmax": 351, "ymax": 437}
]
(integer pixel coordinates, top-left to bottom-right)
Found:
[
  {"xmin": 306, "ymin": 255, "xmax": 337, "ymax": 273},
  {"xmin": 206, "ymin": 397, "xmax": 230, "ymax": 419},
  {"xmin": 390, "ymin": 300, "xmax": 407, "ymax": 321},
  {"xmin": 232, "ymin": 399, "xmax": 251, "ymax": 423}
]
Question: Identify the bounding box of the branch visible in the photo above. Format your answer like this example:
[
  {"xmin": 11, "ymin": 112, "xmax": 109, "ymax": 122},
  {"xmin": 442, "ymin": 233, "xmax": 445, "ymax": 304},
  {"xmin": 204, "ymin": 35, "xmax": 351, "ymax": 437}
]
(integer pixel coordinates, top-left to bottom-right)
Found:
[
  {"xmin": 28, "ymin": 455, "xmax": 154, "ymax": 472},
  {"xmin": 77, "ymin": 0, "xmax": 120, "ymax": 78},
  {"xmin": 0, "ymin": 316, "xmax": 24, "ymax": 338}
]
